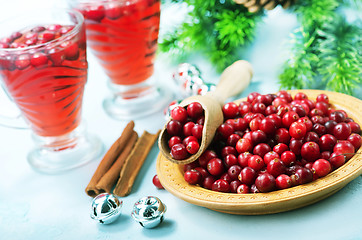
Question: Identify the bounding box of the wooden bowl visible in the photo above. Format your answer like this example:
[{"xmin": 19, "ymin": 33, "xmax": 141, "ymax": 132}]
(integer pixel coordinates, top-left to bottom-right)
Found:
[{"xmin": 156, "ymin": 90, "xmax": 362, "ymax": 215}]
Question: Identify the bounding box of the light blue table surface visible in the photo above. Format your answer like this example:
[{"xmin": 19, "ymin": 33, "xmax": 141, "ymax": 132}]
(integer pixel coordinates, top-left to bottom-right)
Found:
[{"xmin": 0, "ymin": 1, "xmax": 361, "ymax": 239}]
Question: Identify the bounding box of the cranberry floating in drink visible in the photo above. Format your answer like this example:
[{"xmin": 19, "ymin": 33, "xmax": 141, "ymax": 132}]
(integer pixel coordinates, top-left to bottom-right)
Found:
[
  {"xmin": 0, "ymin": 9, "xmax": 103, "ymax": 173},
  {"xmin": 69, "ymin": 0, "xmax": 172, "ymax": 119}
]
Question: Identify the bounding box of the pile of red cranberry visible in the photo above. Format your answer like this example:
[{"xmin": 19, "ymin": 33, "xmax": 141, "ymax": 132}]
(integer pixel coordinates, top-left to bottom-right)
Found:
[
  {"xmin": 182, "ymin": 91, "xmax": 361, "ymax": 193},
  {"xmin": 166, "ymin": 102, "xmax": 205, "ymax": 160}
]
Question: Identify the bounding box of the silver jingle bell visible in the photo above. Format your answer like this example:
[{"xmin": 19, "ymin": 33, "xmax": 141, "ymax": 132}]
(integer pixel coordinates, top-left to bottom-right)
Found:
[
  {"xmin": 90, "ymin": 193, "xmax": 123, "ymax": 224},
  {"xmin": 131, "ymin": 196, "xmax": 167, "ymax": 229}
]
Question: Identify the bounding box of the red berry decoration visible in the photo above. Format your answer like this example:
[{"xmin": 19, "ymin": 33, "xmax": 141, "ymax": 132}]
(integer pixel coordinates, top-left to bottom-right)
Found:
[
  {"xmin": 301, "ymin": 142, "xmax": 320, "ymax": 162},
  {"xmin": 187, "ymin": 102, "xmax": 204, "ymax": 119},
  {"xmin": 152, "ymin": 175, "xmax": 164, "ymax": 189},
  {"xmin": 289, "ymin": 121, "xmax": 307, "ymax": 140},
  {"xmin": 222, "ymin": 102, "xmax": 239, "ymax": 119},
  {"xmin": 186, "ymin": 141, "xmax": 200, "ymax": 154},
  {"xmin": 184, "ymin": 169, "xmax": 202, "ymax": 185},
  {"xmin": 212, "ymin": 179, "xmax": 230, "ymax": 193},
  {"xmin": 207, "ymin": 158, "xmax": 224, "ymax": 176},
  {"xmin": 276, "ymin": 174, "xmax": 292, "ymax": 189},
  {"xmin": 171, "ymin": 143, "xmax": 189, "ymax": 160},
  {"xmin": 312, "ymin": 159, "xmax": 332, "ymax": 177},
  {"xmin": 171, "ymin": 106, "xmax": 188, "ymax": 123},
  {"xmin": 255, "ymin": 173, "xmax": 276, "ymax": 193}
]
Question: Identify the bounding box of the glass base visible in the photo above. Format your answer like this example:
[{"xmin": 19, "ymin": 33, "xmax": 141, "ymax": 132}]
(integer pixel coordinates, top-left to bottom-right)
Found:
[
  {"xmin": 103, "ymin": 78, "xmax": 174, "ymax": 120},
  {"xmin": 27, "ymin": 125, "xmax": 104, "ymax": 174}
]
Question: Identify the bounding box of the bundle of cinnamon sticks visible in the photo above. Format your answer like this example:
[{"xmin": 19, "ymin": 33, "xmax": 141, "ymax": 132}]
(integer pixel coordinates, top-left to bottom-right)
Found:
[{"xmin": 85, "ymin": 121, "xmax": 159, "ymax": 197}]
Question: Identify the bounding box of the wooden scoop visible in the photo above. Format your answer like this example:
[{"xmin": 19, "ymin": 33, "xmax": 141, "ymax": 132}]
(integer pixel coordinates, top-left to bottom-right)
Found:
[{"xmin": 158, "ymin": 60, "xmax": 253, "ymax": 164}]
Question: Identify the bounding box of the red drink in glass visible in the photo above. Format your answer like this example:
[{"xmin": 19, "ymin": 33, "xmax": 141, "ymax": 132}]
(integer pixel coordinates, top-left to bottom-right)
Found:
[
  {"xmin": 0, "ymin": 25, "xmax": 87, "ymax": 137},
  {"xmin": 80, "ymin": 0, "xmax": 160, "ymax": 86},
  {"xmin": 0, "ymin": 9, "xmax": 103, "ymax": 173},
  {"xmin": 70, "ymin": 0, "xmax": 172, "ymax": 119}
]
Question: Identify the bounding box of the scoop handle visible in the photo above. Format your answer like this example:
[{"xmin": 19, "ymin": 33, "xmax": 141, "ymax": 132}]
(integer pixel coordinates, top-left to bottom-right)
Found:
[{"xmin": 211, "ymin": 60, "xmax": 253, "ymax": 104}]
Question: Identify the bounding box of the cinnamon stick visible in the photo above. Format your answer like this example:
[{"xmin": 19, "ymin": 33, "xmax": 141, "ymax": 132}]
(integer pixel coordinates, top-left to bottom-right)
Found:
[
  {"xmin": 85, "ymin": 121, "xmax": 135, "ymax": 197},
  {"xmin": 113, "ymin": 130, "xmax": 160, "ymax": 197},
  {"xmin": 95, "ymin": 131, "xmax": 138, "ymax": 194}
]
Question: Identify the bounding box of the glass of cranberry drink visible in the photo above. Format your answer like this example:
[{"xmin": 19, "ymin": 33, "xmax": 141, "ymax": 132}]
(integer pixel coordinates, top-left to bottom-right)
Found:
[
  {"xmin": 0, "ymin": 9, "xmax": 103, "ymax": 174},
  {"xmin": 68, "ymin": 0, "xmax": 173, "ymax": 119}
]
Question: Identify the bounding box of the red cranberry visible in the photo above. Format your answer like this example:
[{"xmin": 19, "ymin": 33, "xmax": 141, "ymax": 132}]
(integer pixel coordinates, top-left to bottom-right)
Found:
[
  {"xmin": 319, "ymin": 134, "xmax": 337, "ymax": 152},
  {"xmin": 298, "ymin": 117, "xmax": 313, "ymax": 132},
  {"xmin": 61, "ymin": 41, "xmax": 79, "ymax": 60},
  {"xmin": 253, "ymin": 143, "xmax": 271, "ymax": 158},
  {"xmin": 312, "ymin": 159, "xmax": 332, "ymax": 177},
  {"xmin": 171, "ymin": 106, "xmax": 188, "ymax": 123},
  {"xmin": 14, "ymin": 54, "xmax": 30, "ymax": 70},
  {"xmin": 333, "ymin": 141, "xmax": 355, "ymax": 160},
  {"xmin": 249, "ymin": 117, "xmax": 261, "ymax": 131},
  {"xmin": 333, "ymin": 123, "xmax": 352, "ymax": 140},
  {"xmin": 198, "ymin": 150, "xmax": 218, "ymax": 168},
  {"xmin": 282, "ymin": 111, "xmax": 299, "ymax": 128},
  {"xmin": 247, "ymin": 92, "xmax": 261, "ymax": 103},
  {"xmin": 255, "ymin": 173, "xmax": 276, "ymax": 193},
  {"xmin": 275, "ymin": 128, "xmax": 290, "ymax": 144},
  {"xmin": 276, "ymin": 174, "xmax": 293, "ymax": 189},
  {"xmin": 47, "ymin": 47, "xmax": 65, "ymax": 65},
  {"xmin": 168, "ymin": 136, "xmax": 182, "ymax": 148},
  {"xmin": 292, "ymin": 105, "xmax": 306, "ymax": 117},
  {"xmin": 313, "ymin": 123, "xmax": 326, "ymax": 136},
  {"xmin": 304, "ymin": 131, "xmax": 320, "ymax": 143},
  {"xmin": 152, "ymin": 175, "xmax": 164, "ymax": 189},
  {"xmin": 226, "ymin": 134, "xmax": 241, "ymax": 147},
  {"xmin": 301, "ymin": 142, "xmax": 320, "ymax": 162},
  {"xmin": 187, "ymin": 102, "xmax": 204, "ymax": 119},
  {"xmin": 196, "ymin": 116, "xmax": 205, "ymax": 125},
  {"xmin": 237, "ymin": 152, "xmax": 252, "ymax": 168},
  {"xmin": 202, "ymin": 176, "xmax": 216, "ymax": 190},
  {"xmin": 182, "ymin": 136, "xmax": 198, "ymax": 146},
  {"xmin": 236, "ymin": 138, "xmax": 253, "ymax": 153},
  {"xmin": 238, "ymin": 166, "xmax": 257, "ymax": 185},
  {"xmin": 277, "ymin": 90, "xmax": 292, "ymax": 102},
  {"xmin": 224, "ymin": 154, "xmax": 238, "ymax": 168},
  {"xmin": 315, "ymin": 101, "xmax": 329, "ymax": 116},
  {"xmin": 263, "ymin": 151, "xmax": 280, "ymax": 165},
  {"xmin": 171, "ymin": 143, "xmax": 189, "ymax": 160},
  {"xmin": 294, "ymin": 92, "xmax": 308, "ymax": 100},
  {"xmin": 221, "ymin": 146, "xmax": 237, "ymax": 158},
  {"xmin": 292, "ymin": 167, "xmax": 313, "ymax": 185},
  {"xmin": 194, "ymin": 167, "xmax": 209, "ymax": 179},
  {"xmin": 212, "ymin": 179, "xmax": 230, "ymax": 193},
  {"xmin": 259, "ymin": 118, "xmax": 277, "ymax": 134},
  {"xmin": 265, "ymin": 105, "xmax": 277, "ymax": 115},
  {"xmin": 207, "ymin": 158, "xmax": 224, "ymax": 176},
  {"xmin": 289, "ymin": 138, "xmax": 303, "ymax": 155},
  {"xmin": 236, "ymin": 184, "xmax": 250, "ymax": 194},
  {"xmin": 228, "ymin": 165, "xmax": 242, "ymax": 180},
  {"xmin": 229, "ymin": 118, "xmax": 248, "ymax": 131},
  {"xmin": 347, "ymin": 133, "xmax": 362, "ymax": 150},
  {"xmin": 329, "ymin": 111, "xmax": 346, "ymax": 123},
  {"xmin": 223, "ymin": 102, "xmax": 239, "ymax": 119},
  {"xmin": 348, "ymin": 122, "xmax": 361, "ymax": 134},
  {"xmin": 192, "ymin": 124, "xmax": 203, "ymax": 139},
  {"xmin": 239, "ymin": 101, "xmax": 252, "ymax": 116},
  {"xmin": 325, "ymin": 120, "xmax": 337, "ymax": 134},
  {"xmin": 186, "ymin": 141, "xmax": 199, "ymax": 154},
  {"xmin": 273, "ymin": 143, "xmax": 289, "ymax": 156},
  {"xmin": 320, "ymin": 151, "xmax": 331, "ymax": 160},
  {"xmin": 229, "ymin": 180, "xmax": 242, "ymax": 193},
  {"xmin": 267, "ymin": 158, "xmax": 286, "ymax": 178},
  {"xmin": 316, "ymin": 93, "xmax": 329, "ymax": 103},
  {"xmin": 329, "ymin": 151, "xmax": 346, "ymax": 169},
  {"xmin": 289, "ymin": 121, "xmax": 307, "ymax": 140},
  {"xmin": 217, "ymin": 123, "xmax": 234, "ymax": 139},
  {"xmin": 30, "ymin": 52, "xmax": 48, "ymax": 67},
  {"xmin": 183, "ymin": 122, "xmax": 195, "ymax": 136},
  {"xmin": 220, "ymin": 173, "xmax": 232, "ymax": 183},
  {"xmin": 184, "ymin": 169, "xmax": 202, "ymax": 185},
  {"xmin": 280, "ymin": 151, "xmax": 296, "ymax": 166},
  {"xmin": 250, "ymin": 130, "xmax": 267, "ymax": 145},
  {"xmin": 248, "ymin": 155, "xmax": 265, "ymax": 171}
]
